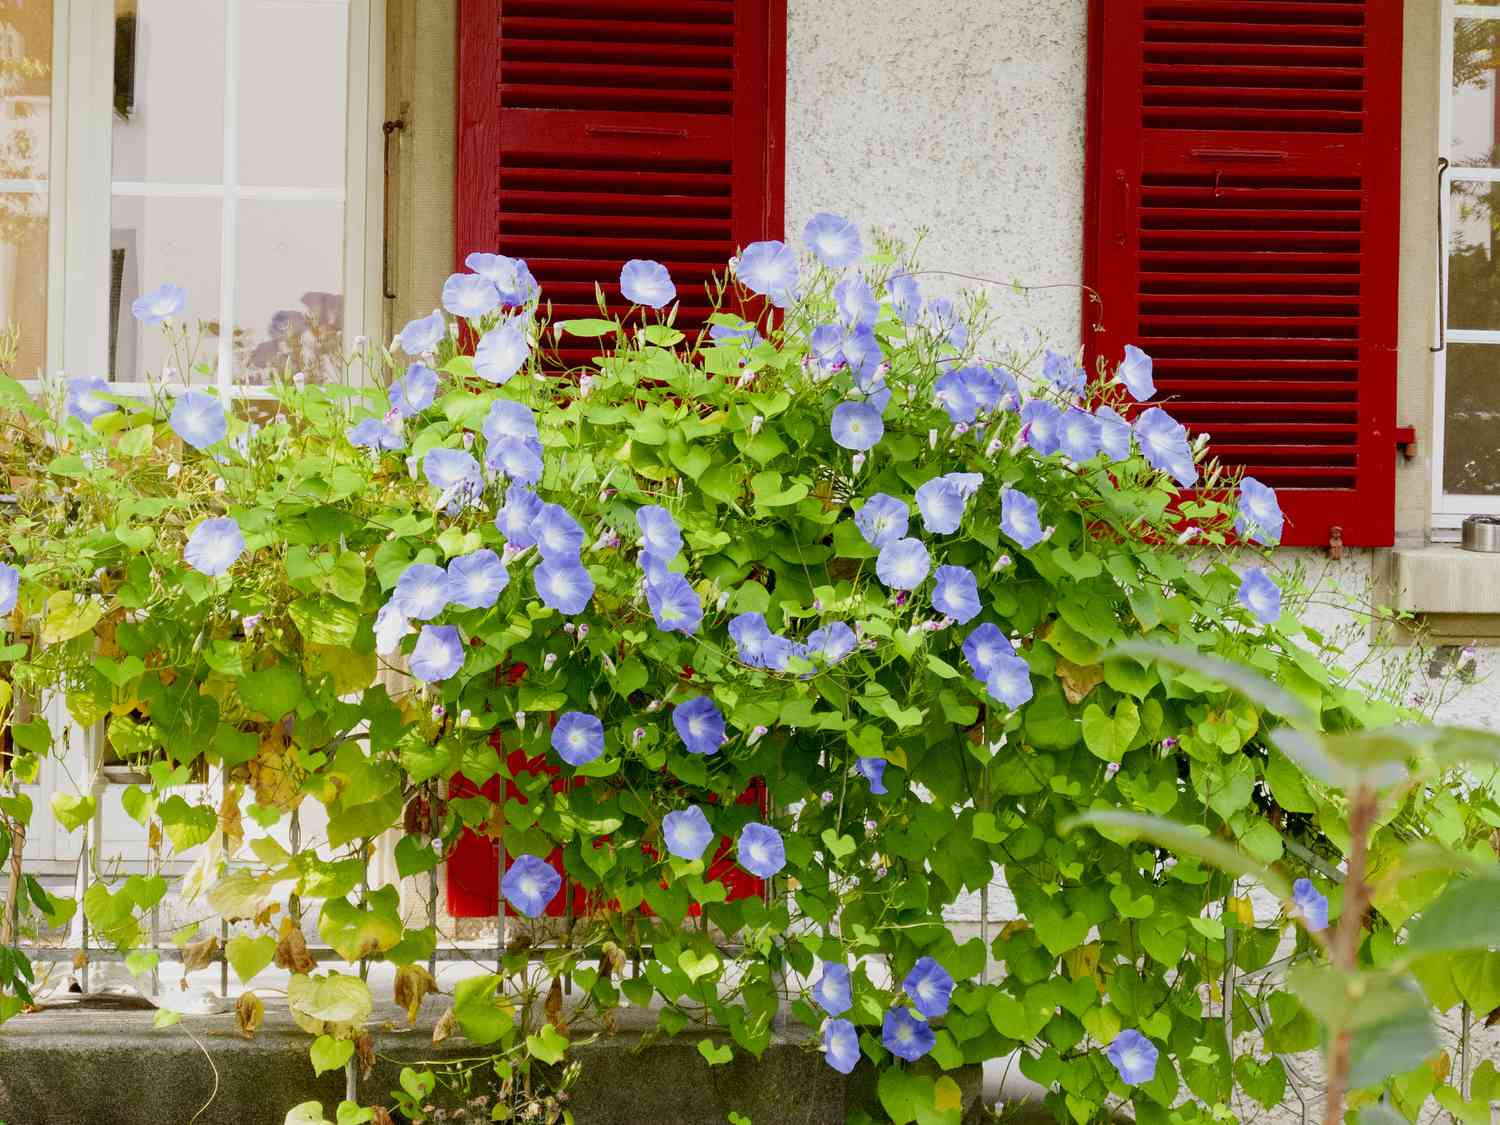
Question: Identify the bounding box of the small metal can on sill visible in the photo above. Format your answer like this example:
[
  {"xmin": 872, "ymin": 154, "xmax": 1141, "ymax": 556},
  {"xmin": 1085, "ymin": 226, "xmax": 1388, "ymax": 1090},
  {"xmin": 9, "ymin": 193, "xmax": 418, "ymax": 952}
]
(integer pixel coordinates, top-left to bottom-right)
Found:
[{"xmin": 1462, "ymin": 515, "xmax": 1500, "ymax": 553}]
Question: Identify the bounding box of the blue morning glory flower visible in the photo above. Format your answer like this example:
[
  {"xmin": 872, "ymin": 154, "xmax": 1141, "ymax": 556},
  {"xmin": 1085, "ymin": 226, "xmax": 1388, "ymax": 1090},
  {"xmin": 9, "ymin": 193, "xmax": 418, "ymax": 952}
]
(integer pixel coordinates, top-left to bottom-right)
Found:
[
  {"xmin": 483, "ymin": 399, "xmax": 539, "ymax": 448},
  {"xmin": 475, "ymin": 321, "xmax": 529, "ymax": 384},
  {"xmin": 1095, "ymin": 404, "xmax": 1132, "ymax": 461},
  {"xmin": 1236, "ymin": 476, "xmax": 1284, "ymax": 545},
  {"xmin": 1106, "ymin": 1030, "xmax": 1158, "ymax": 1086},
  {"xmin": 736, "ymin": 240, "xmax": 798, "ymax": 306},
  {"xmin": 424, "ymin": 448, "xmax": 483, "ymax": 510},
  {"xmin": 932, "ymin": 565, "xmax": 981, "ymax": 624},
  {"xmin": 887, "ymin": 273, "xmax": 921, "ymax": 326},
  {"xmin": 637, "ymin": 505, "xmax": 682, "ymax": 558},
  {"xmin": 551, "ymin": 710, "xmax": 605, "ymax": 767},
  {"xmin": 1020, "ymin": 400, "xmax": 1062, "ymax": 456},
  {"xmin": 447, "ymin": 549, "xmax": 509, "ymax": 609},
  {"xmin": 934, "ymin": 371, "xmax": 979, "ymax": 425},
  {"xmin": 1291, "ymin": 878, "xmax": 1328, "ymax": 931},
  {"xmin": 495, "ymin": 485, "xmax": 542, "ymax": 547},
  {"xmin": 963, "ymin": 623, "xmax": 1014, "ymax": 681},
  {"xmin": 947, "ymin": 472, "xmax": 983, "ymax": 499},
  {"xmin": 484, "ymin": 436, "xmax": 543, "ymax": 485},
  {"xmin": 915, "ymin": 476, "xmax": 967, "ymax": 535},
  {"xmin": 1058, "ymin": 408, "xmax": 1100, "ymax": 462},
  {"xmin": 1043, "ymin": 349, "xmax": 1086, "ymax": 397},
  {"xmin": 132, "ymin": 282, "xmax": 187, "ymax": 325},
  {"xmin": 0, "ymin": 562, "xmax": 20, "ymax": 615},
  {"xmin": 409, "ymin": 623, "xmax": 465, "ymax": 682},
  {"xmin": 804, "ymin": 212, "xmax": 862, "ymax": 268},
  {"xmin": 822, "ymin": 1018, "xmax": 860, "ymax": 1074},
  {"xmin": 397, "ymin": 310, "xmax": 446, "ymax": 355},
  {"xmin": 169, "ymin": 391, "xmax": 227, "ymax": 449},
  {"xmin": 986, "ymin": 654, "xmax": 1034, "ymax": 710},
  {"xmin": 442, "ymin": 272, "xmax": 501, "ymax": 320},
  {"xmin": 882, "ymin": 1008, "xmax": 935, "ymax": 1062},
  {"xmin": 66, "ymin": 377, "xmax": 118, "ymax": 425},
  {"xmin": 761, "ymin": 634, "xmax": 799, "ymax": 672},
  {"xmin": 393, "ymin": 562, "xmax": 453, "ymax": 620},
  {"xmin": 835, "ymin": 276, "xmax": 878, "ymax": 330},
  {"xmin": 856, "ymin": 757, "xmax": 888, "ymax": 795},
  {"xmin": 374, "ymin": 602, "xmax": 412, "ymax": 657},
  {"xmin": 465, "ymin": 253, "xmax": 538, "ymax": 307},
  {"xmin": 348, "ymin": 418, "xmax": 404, "ymax": 451},
  {"xmin": 831, "ymin": 401, "xmax": 884, "ymax": 452},
  {"xmin": 533, "ymin": 503, "xmax": 585, "ymax": 561},
  {"xmin": 1133, "ymin": 407, "xmax": 1198, "ymax": 487},
  {"xmin": 639, "ymin": 551, "xmax": 672, "ymax": 585},
  {"xmin": 729, "ymin": 611, "xmax": 775, "ymax": 667},
  {"xmin": 534, "ymin": 558, "xmax": 594, "ymax": 615},
  {"xmin": 1118, "ymin": 344, "xmax": 1156, "ymax": 401},
  {"xmin": 184, "ymin": 517, "xmax": 245, "ymax": 577},
  {"xmin": 855, "ymin": 494, "xmax": 909, "ymax": 549},
  {"xmin": 876, "ymin": 538, "xmax": 931, "ymax": 591},
  {"xmin": 390, "ymin": 364, "xmax": 438, "ymax": 418},
  {"xmin": 926, "ymin": 298, "xmax": 967, "ymax": 350},
  {"xmin": 1237, "ymin": 567, "xmax": 1281, "ymax": 626},
  {"xmin": 809, "ymin": 324, "xmax": 845, "ymax": 368},
  {"xmin": 1000, "ymin": 487, "xmax": 1044, "ymax": 550},
  {"xmin": 903, "ymin": 957, "xmax": 954, "ymax": 1019},
  {"xmin": 812, "ymin": 961, "xmax": 852, "ymax": 1017},
  {"xmin": 673, "ymin": 696, "xmax": 725, "ymax": 756},
  {"xmin": 960, "ymin": 366, "xmax": 1018, "ymax": 414},
  {"xmin": 662, "ymin": 805, "xmax": 715, "ymax": 861},
  {"xmin": 842, "ymin": 328, "xmax": 885, "ymax": 387},
  {"xmin": 647, "ymin": 572, "xmax": 703, "ymax": 634},
  {"xmin": 737, "ymin": 821, "xmax": 786, "ymax": 878},
  {"xmin": 806, "ymin": 622, "xmax": 856, "ymax": 665},
  {"xmin": 620, "ymin": 259, "xmax": 676, "ymax": 308},
  {"xmin": 502, "ymin": 853, "xmax": 561, "ymax": 918}
]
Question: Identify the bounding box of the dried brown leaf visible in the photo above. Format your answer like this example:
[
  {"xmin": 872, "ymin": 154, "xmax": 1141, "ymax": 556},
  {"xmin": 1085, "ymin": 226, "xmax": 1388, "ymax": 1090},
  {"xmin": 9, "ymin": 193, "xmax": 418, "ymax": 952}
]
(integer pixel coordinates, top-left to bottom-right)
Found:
[
  {"xmin": 182, "ymin": 935, "xmax": 220, "ymax": 976},
  {"xmin": 431, "ymin": 1007, "xmax": 456, "ymax": 1046},
  {"xmin": 235, "ymin": 991, "xmax": 264, "ymax": 1039},
  {"xmin": 355, "ymin": 1029, "xmax": 376, "ymax": 1079},
  {"xmin": 393, "ymin": 964, "xmax": 438, "ymax": 1026},
  {"xmin": 274, "ymin": 924, "xmax": 316, "ymax": 974},
  {"xmin": 544, "ymin": 975, "xmax": 564, "ymax": 1032},
  {"xmin": 1056, "ymin": 658, "xmax": 1104, "ymax": 705}
]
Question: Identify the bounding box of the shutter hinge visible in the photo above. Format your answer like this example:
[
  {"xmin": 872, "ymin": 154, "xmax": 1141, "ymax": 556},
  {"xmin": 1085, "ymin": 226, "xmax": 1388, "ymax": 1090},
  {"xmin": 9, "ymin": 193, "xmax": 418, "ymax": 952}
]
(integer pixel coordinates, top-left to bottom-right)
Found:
[
  {"xmin": 1395, "ymin": 426, "xmax": 1417, "ymax": 460},
  {"xmin": 1328, "ymin": 526, "xmax": 1344, "ymax": 560}
]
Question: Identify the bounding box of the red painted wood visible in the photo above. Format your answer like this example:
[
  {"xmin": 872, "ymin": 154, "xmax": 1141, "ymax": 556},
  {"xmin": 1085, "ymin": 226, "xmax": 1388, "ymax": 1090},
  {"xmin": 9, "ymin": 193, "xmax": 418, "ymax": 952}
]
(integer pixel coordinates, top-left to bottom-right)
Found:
[
  {"xmin": 1084, "ymin": 0, "xmax": 1401, "ymax": 547},
  {"xmin": 455, "ymin": 0, "xmax": 786, "ymax": 368}
]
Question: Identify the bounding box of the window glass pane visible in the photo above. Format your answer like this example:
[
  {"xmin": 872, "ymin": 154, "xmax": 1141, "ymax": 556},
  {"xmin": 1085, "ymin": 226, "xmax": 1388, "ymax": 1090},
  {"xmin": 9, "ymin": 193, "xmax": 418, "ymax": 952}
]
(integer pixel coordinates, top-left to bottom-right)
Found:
[
  {"xmin": 1447, "ymin": 179, "xmax": 1500, "ymax": 332},
  {"xmin": 110, "ymin": 1, "xmax": 225, "ymax": 184},
  {"xmin": 1444, "ymin": 342, "xmax": 1500, "ymax": 495},
  {"xmin": 110, "ymin": 194, "xmax": 220, "ymax": 382},
  {"xmin": 1453, "ymin": 18, "xmax": 1500, "ymax": 169},
  {"xmin": 236, "ymin": 198, "xmax": 343, "ymax": 385},
  {"xmin": 239, "ymin": 0, "xmax": 348, "ymax": 190},
  {"xmin": 0, "ymin": 2, "xmax": 53, "ymax": 380}
]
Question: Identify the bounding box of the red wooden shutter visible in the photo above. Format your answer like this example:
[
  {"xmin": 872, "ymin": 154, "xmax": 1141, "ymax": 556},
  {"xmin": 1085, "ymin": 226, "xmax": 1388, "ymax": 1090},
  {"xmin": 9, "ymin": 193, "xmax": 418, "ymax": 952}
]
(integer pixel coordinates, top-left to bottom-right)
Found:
[
  {"xmin": 1084, "ymin": 0, "xmax": 1402, "ymax": 547},
  {"xmin": 457, "ymin": 0, "xmax": 786, "ymax": 364}
]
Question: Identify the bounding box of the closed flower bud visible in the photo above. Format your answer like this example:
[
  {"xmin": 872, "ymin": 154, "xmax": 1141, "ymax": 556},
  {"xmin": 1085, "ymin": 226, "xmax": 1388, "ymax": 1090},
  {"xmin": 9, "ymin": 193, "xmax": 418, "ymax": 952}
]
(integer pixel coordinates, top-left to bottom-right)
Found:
[
  {"xmin": 928, "ymin": 429, "xmax": 938, "ymax": 449},
  {"xmin": 1176, "ymin": 526, "xmax": 1199, "ymax": 545},
  {"xmin": 749, "ymin": 725, "xmax": 769, "ymax": 745},
  {"xmin": 577, "ymin": 623, "xmax": 589, "ymax": 640},
  {"xmin": 751, "ymin": 415, "xmax": 764, "ymax": 435},
  {"xmin": 851, "ymin": 452, "xmax": 865, "ymax": 473},
  {"xmin": 543, "ymin": 653, "xmax": 557, "ymax": 671},
  {"xmin": 632, "ymin": 727, "xmax": 645, "ymax": 743},
  {"xmin": 516, "ymin": 711, "xmax": 526, "ymax": 730}
]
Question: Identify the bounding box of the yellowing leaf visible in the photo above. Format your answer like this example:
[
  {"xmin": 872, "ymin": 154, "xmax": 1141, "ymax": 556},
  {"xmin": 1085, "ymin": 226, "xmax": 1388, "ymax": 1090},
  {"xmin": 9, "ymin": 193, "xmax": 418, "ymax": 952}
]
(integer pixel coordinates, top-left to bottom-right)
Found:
[
  {"xmin": 934, "ymin": 1076, "xmax": 963, "ymax": 1113},
  {"xmin": 40, "ymin": 591, "xmax": 103, "ymax": 646},
  {"xmin": 394, "ymin": 964, "xmax": 439, "ymax": 1025},
  {"xmin": 50, "ymin": 791, "xmax": 96, "ymax": 832}
]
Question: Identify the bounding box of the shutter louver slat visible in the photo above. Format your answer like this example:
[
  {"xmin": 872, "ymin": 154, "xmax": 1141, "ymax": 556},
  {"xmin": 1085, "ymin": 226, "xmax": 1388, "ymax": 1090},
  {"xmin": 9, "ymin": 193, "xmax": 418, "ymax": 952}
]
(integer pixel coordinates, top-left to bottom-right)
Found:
[{"xmin": 1086, "ymin": 0, "xmax": 1400, "ymax": 547}]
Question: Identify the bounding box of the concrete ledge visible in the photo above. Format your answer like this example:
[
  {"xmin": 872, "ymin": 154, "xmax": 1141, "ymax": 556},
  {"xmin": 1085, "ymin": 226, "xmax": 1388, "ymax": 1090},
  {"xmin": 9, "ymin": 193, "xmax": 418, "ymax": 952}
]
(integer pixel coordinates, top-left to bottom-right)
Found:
[
  {"xmin": 1390, "ymin": 545, "xmax": 1500, "ymax": 616},
  {"xmin": 0, "ymin": 997, "xmax": 985, "ymax": 1125}
]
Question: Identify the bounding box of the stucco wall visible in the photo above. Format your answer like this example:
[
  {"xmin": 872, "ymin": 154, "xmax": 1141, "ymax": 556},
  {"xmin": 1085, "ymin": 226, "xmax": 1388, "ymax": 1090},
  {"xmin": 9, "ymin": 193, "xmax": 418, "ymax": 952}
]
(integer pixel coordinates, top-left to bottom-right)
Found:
[{"xmin": 786, "ymin": 0, "xmax": 1090, "ymax": 355}]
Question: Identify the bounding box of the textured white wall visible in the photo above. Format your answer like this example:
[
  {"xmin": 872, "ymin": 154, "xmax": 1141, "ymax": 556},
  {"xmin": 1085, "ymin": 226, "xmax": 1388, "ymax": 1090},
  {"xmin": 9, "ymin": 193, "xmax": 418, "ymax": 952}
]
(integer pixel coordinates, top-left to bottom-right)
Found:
[{"xmin": 785, "ymin": 0, "xmax": 1090, "ymax": 354}]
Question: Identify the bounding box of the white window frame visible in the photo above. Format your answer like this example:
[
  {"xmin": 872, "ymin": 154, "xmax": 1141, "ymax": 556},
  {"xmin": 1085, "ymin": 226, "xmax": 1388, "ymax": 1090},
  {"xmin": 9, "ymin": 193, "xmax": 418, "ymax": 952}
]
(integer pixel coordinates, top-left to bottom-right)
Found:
[
  {"xmin": 38, "ymin": 0, "xmax": 385, "ymax": 398},
  {"xmin": 1434, "ymin": 2, "xmax": 1500, "ymax": 526},
  {"xmin": 16, "ymin": 0, "xmax": 385, "ymax": 868}
]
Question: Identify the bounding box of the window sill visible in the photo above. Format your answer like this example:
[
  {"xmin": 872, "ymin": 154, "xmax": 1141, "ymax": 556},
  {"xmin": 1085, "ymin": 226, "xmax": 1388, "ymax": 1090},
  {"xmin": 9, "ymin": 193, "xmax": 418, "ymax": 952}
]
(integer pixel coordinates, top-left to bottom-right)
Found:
[{"xmin": 1390, "ymin": 545, "xmax": 1500, "ymax": 616}]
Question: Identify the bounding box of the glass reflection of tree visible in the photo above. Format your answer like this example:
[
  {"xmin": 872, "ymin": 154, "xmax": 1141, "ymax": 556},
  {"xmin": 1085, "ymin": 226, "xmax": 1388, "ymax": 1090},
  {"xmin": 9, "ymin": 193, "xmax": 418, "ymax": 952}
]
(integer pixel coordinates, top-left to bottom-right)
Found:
[
  {"xmin": 1447, "ymin": 22, "xmax": 1500, "ymax": 493},
  {"xmin": 0, "ymin": 5, "xmax": 50, "ymax": 380},
  {"xmin": 242, "ymin": 291, "xmax": 344, "ymax": 386}
]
